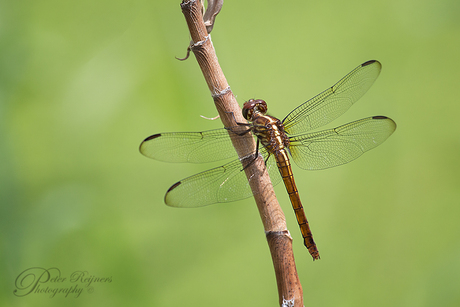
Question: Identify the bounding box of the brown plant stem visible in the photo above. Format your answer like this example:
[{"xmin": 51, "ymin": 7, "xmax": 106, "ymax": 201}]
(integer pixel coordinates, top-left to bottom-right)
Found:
[{"xmin": 179, "ymin": 1, "xmax": 304, "ymax": 305}]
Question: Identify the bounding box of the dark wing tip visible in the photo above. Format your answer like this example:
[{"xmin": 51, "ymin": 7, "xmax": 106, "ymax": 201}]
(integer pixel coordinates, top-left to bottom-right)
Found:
[
  {"xmin": 143, "ymin": 133, "xmax": 162, "ymax": 142},
  {"xmin": 166, "ymin": 181, "xmax": 181, "ymax": 194},
  {"xmin": 139, "ymin": 133, "xmax": 162, "ymax": 153},
  {"xmin": 164, "ymin": 181, "xmax": 182, "ymax": 205},
  {"xmin": 372, "ymin": 116, "xmax": 397, "ymax": 130},
  {"xmin": 362, "ymin": 60, "xmax": 377, "ymax": 66}
]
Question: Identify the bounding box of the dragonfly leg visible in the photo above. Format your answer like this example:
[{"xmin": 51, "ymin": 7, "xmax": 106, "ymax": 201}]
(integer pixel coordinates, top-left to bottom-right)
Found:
[
  {"xmin": 225, "ymin": 125, "xmax": 252, "ymax": 136},
  {"xmin": 241, "ymin": 139, "xmax": 262, "ymax": 170},
  {"xmin": 224, "ymin": 109, "xmax": 253, "ymax": 131}
]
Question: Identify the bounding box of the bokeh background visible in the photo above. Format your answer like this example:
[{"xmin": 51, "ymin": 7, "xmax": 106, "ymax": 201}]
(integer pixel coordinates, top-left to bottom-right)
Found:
[{"xmin": 2, "ymin": 0, "xmax": 459, "ymax": 306}]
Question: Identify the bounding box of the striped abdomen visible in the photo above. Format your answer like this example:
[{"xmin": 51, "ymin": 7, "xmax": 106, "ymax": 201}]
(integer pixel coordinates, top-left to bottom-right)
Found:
[{"xmin": 274, "ymin": 149, "xmax": 320, "ymax": 260}]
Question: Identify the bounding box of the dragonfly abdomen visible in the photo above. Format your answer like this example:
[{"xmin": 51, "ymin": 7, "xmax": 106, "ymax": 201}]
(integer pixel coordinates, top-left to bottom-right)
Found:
[{"xmin": 274, "ymin": 149, "xmax": 320, "ymax": 260}]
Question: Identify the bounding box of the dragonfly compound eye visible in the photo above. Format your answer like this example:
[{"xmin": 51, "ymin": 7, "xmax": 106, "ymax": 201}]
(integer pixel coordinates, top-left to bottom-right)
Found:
[
  {"xmin": 242, "ymin": 99, "xmax": 268, "ymax": 120},
  {"xmin": 254, "ymin": 99, "xmax": 268, "ymax": 114},
  {"xmin": 242, "ymin": 99, "xmax": 257, "ymax": 120}
]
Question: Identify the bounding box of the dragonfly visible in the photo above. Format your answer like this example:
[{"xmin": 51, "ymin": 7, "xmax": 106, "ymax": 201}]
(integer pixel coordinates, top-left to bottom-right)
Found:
[{"xmin": 140, "ymin": 60, "xmax": 396, "ymax": 260}]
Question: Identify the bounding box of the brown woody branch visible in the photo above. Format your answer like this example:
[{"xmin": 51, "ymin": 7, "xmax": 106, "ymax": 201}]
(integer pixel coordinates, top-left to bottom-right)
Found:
[{"xmin": 179, "ymin": 1, "xmax": 304, "ymax": 306}]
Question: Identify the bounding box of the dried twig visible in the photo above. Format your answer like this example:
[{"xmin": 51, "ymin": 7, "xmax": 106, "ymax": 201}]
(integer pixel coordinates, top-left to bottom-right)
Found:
[
  {"xmin": 200, "ymin": 0, "xmax": 223, "ymax": 33},
  {"xmin": 179, "ymin": 1, "xmax": 304, "ymax": 306}
]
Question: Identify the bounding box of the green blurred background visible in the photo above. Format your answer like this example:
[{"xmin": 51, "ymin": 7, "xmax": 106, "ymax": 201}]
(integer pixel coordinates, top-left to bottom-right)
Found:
[{"xmin": 1, "ymin": 0, "xmax": 459, "ymax": 306}]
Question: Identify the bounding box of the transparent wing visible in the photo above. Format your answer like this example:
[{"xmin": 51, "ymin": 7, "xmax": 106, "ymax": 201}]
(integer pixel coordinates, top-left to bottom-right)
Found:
[
  {"xmin": 165, "ymin": 151, "xmax": 282, "ymax": 208},
  {"xmin": 140, "ymin": 128, "xmax": 239, "ymax": 163},
  {"xmin": 283, "ymin": 60, "xmax": 382, "ymax": 135},
  {"xmin": 288, "ymin": 116, "xmax": 396, "ymax": 170}
]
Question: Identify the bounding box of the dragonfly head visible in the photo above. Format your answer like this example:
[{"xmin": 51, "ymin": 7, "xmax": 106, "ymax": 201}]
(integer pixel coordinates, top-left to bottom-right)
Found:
[{"xmin": 242, "ymin": 99, "xmax": 268, "ymax": 121}]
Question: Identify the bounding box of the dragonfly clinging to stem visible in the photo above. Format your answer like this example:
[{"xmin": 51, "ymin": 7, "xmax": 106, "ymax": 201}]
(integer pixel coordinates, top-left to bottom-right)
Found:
[{"xmin": 140, "ymin": 60, "xmax": 396, "ymax": 260}]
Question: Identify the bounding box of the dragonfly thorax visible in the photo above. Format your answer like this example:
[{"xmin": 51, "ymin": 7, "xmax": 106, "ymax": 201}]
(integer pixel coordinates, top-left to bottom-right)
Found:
[
  {"xmin": 242, "ymin": 99, "xmax": 268, "ymax": 121},
  {"xmin": 251, "ymin": 115, "xmax": 290, "ymax": 153}
]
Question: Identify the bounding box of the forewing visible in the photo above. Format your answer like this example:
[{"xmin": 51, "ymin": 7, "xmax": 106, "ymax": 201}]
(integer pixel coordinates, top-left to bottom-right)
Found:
[
  {"xmin": 140, "ymin": 128, "xmax": 237, "ymax": 163},
  {"xmin": 283, "ymin": 60, "xmax": 382, "ymax": 135},
  {"xmin": 165, "ymin": 151, "xmax": 281, "ymax": 208},
  {"xmin": 289, "ymin": 116, "xmax": 396, "ymax": 170}
]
